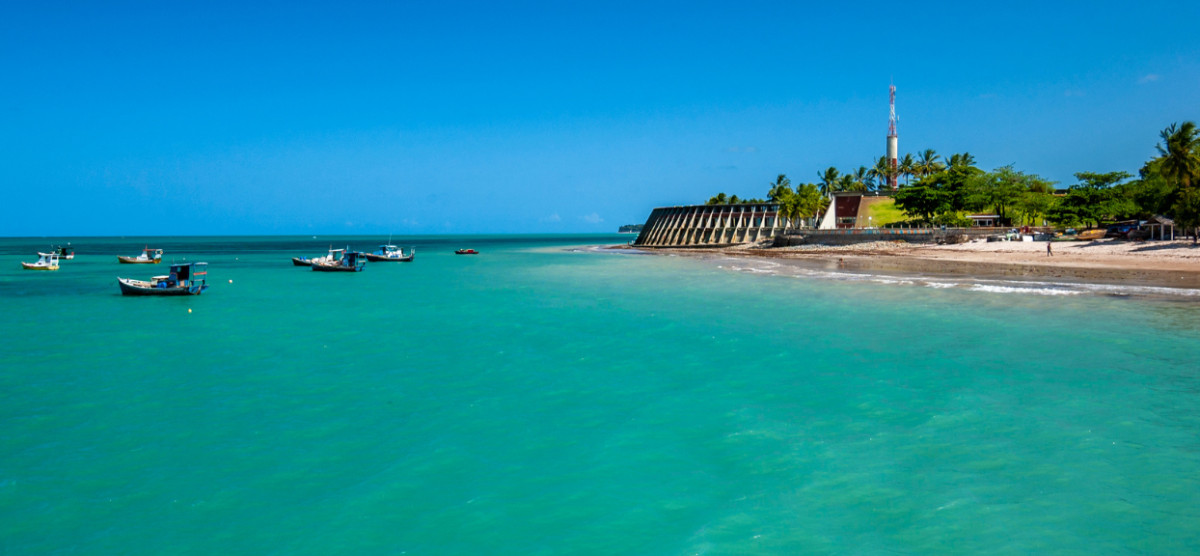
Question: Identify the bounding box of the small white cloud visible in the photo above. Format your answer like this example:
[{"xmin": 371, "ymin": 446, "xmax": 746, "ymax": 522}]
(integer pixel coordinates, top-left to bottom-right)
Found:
[
  {"xmin": 1139, "ymin": 73, "xmax": 1160, "ymax": 84},
  {"xmin": 541, "ymin": 213, "xmax": 561, "ymax": 223},
  {"xmin": 581, "ymin": 213, "xmax": 603, "ymax": 224}
]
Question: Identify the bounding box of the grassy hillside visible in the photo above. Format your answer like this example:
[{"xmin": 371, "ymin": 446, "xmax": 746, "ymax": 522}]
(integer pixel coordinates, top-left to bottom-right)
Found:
[{"xmin": 863, "ymin": 198, "xmax": 907, "ymax": 226}]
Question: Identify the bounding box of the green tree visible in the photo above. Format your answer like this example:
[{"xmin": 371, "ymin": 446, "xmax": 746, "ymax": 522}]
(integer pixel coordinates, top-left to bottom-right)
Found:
[
  {"xmin": 893, "ymin": 183, "xmax": 949, "ymax": 224},
  {"xmin": 1156, "ymin": 121, "xmax": 1200, "ymax": 189},
  {"xmin": 946, "ymin": 152, "xmax": 977, "ymax": 169},
  {"xmin": 706, "ymin": 192, "xmax": 728, "ymax": 205},
  {"xmin": 1048, "ymin": 172, "xmax": 1130, "ymax": 228},
  {"xmin": 850, "ymin": 166, "xmax": 872, "ymax": 192},
  {"xmin": 870, "ymin": 156, "xmax": 890, "ymax": 188},
  {"xmin": 767, "ymin": 174, "xmax": 792, "ymax": 202},
  {"xmin": 899, "ymin": 153, "xmax": 916, "ymax": 185},
  {"xmin": 836, "ymin": 174, "xmax": 855, "ymax": 193},
  {"xmin": 964, "ymin": 165, "xmax": 1046, "ymax": 226},
  {"xmin": 1172, "ymin": 187, "xmax": 1200, "ymax": 243},
  {"xmin": 915, "ymin": 149, "xmax": 943, "ymax": 180},
  {"xmin": 1117, "ymin": 173, "xmax": 1175, "ymax": 217},
  {"xmin": 817, "ymin": 167, "xmax": 840, "ymax": 197},
  {"xmin": 783, "ymin": 182, "xmax": 825, "ymax": 228},
  {"xmin": 1014, "ymin": 191, "xmax": 1057, "ymax": 226}
]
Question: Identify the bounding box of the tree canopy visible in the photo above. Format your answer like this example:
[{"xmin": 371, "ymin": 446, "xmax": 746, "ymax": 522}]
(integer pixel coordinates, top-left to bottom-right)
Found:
[{"xmin": 696, "ymin": 120, "xmax": 1200, "ymax": 240}]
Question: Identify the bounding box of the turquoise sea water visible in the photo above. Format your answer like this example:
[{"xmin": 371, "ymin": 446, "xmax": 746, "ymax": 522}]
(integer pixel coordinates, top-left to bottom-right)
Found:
[{"xmin": 2, "ymin": 234, "xmax": 1199, "ymax": 554}]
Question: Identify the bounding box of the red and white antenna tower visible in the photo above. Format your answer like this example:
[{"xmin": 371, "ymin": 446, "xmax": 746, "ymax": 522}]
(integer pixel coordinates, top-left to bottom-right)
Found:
[{"xmin": 886, "ymin": 84, "xmax": 899, "ymax": 189}]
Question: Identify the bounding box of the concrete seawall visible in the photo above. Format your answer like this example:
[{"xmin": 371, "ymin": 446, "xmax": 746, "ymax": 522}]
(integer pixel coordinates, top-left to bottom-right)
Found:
[
  {"xmin": 774, "ymin": 228, "xmax": 1009, "ymax": 246},
  {"xmin": 635, "ymin": 204, "xmax": 787, "ymax": 247}
]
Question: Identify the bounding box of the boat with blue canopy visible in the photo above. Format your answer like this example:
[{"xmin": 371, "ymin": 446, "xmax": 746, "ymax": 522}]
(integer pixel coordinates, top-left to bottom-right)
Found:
[
  {"xmin": 362, "ymin": 244, "xmax": 414, "ymax": 262},
  {"xmin": 311, "ymin": 249, "xmax": 366, "ymax": 272},
  {"xmin": 118, "ymin": 262, "xmax": 208, "ymax": 296}
]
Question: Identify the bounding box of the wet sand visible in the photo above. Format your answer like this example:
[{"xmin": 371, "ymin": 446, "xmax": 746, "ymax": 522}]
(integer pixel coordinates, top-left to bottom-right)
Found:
[{"xmin": 614, "ymin": 239, "xmax": 1200, "ymax": 290}]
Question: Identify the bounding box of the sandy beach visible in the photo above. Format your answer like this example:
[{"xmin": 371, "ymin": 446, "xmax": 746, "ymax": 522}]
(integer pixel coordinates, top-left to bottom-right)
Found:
[{"xmin": 624, "ymin": 238, "xmax": 1200, "ymax": 290}]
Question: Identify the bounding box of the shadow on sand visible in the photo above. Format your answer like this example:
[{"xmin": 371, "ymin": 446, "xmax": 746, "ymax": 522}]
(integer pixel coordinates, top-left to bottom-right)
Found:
[{"xmin": 1132, "ymin": 241, "xmax": 1200, "ymax": 253}]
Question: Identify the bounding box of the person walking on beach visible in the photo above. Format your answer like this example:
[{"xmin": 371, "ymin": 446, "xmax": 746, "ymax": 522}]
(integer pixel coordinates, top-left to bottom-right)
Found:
[{"xmin": 1047, "ymin": 242, "xmax": 1053, "ymax": 257}]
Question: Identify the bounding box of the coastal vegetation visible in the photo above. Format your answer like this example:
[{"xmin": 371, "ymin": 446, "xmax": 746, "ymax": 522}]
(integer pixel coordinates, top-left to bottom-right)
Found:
[{"xmin": 700, "ymin": 121, "xmax": 1200, "ymax": 240}]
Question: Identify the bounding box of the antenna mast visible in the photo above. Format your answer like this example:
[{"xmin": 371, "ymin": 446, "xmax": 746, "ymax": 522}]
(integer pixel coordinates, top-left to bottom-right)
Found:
[{"xmin": 886, "ymin": 84, "xmax": 899, "ymax": 189}]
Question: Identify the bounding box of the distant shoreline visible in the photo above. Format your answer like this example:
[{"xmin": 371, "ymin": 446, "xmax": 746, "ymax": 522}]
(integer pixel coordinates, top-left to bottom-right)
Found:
[{"xmin": 613, "ymin": 239, "xmax": 1200, "ymax": 291}]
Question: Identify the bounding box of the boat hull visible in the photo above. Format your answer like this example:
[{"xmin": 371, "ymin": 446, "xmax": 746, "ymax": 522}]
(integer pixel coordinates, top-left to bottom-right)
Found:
[
  {"xmin": 21, "ymin": 262, "xmax": 58, "ymax": 270},
  {"xmin": 362, "ymin": 253, "xmax": 414, "ymax": 262},
  {"xmin": 311, "ymin": 263, "xmax": 364, "ymax": 272},
  {"xmin": 292, "ymin": 257, "xmax": 313, "ymax": 266},
  {"xmin": 118, "ymin": 278, "xmax": 206, "ymax": 296},
  {"xmin": 118, "ymin": 256, "xmax": 161, "ymax": 264}
]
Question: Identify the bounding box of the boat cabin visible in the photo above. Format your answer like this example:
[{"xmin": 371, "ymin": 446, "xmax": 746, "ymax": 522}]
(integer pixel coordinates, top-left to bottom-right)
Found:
[
  {"xmin": 156, "ymin": 262, "xmax": 207, "ymax": 288},
  {"xmin": 343, "ymin": 251, "xmax": 365, "ymax": 267}
]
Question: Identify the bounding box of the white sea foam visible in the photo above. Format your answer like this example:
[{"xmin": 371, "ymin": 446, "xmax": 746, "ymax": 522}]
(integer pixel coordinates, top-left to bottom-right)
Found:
[
  {"xmin": 968, "ymin": 284, "xmax": 1081, "ymax": 296},
  {"xmin": 699, "ymin": 254, "xmax": 1200, "ymax": 299}
]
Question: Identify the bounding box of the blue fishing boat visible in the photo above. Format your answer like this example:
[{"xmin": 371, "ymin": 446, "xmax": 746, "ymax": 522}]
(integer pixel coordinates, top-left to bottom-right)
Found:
[
  {"xmin": 118, "ymin": 262, "xmax": 208, "ymax": 296},
  {"xmin": 362, "ymin": 244, "xmax": 414, "ymax": 262}
]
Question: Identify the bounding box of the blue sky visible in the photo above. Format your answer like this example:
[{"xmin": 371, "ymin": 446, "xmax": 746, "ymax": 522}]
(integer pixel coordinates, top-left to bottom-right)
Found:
[{"xmin": 3, "ymin": 1, "xmax": 1198, "ymax": 236}]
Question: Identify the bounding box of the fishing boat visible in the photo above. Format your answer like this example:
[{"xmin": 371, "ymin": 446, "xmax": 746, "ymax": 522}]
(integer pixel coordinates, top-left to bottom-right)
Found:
[
  {"xmin": 21, "ymin": 252, "xmax": 60, "ymax": 270},
  {"xmin": 53, "ymin": 245, "xmax": 75, "ymax": 260},
  {"xmin": 1076, "ymin": 229, "xmax": 1106, "ymax": 241},
  {"xmin": 311, "ymin": 249, "xmax": 366, "ymax": 272},
  {"xmin": 118, "ymin": 247, "xmax": 163, "ymax": 264},
  {"xmin": 292, "ymin": 247, "xmax": 339, "ymax": 267},
  {"xmin": 118, "ymin": 262, "xmax": 208, "ymax": 296},
  {"xmin": 455, "ymin": 249, "xmax": 479, "ymax": 255},
  {"xmin": 362, "ymin": 244, "xmax": 415, "ymax": 262}
]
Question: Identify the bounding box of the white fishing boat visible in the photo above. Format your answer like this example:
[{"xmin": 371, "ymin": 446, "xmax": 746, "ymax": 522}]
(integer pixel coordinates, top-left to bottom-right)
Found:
[
  {"xmin": 362, "ymin": 244, "xmax": 415, "ymax": 262},
  {"xmin": 22, "ymin": 252, "xmax": 60, "ymax": 270},
  {"xmin": 293, "ymin": 246, "xmax": 341, "ymax": 267},
  {"xmin": 118, "ymin": 247, "xmax": 163, "ymax": 264}
]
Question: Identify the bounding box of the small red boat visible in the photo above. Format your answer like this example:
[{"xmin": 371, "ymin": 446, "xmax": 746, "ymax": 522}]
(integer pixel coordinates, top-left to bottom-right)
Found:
[{"xmin": 455, "ymin": 249, "xmax": 479, "ymax": 255}]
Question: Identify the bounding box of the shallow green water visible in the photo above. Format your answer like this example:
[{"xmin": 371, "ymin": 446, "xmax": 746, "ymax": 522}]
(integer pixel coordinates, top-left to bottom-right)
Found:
[{"xmin": 2, "ymin": 235, "xmax": 1199, "ymax": 553}]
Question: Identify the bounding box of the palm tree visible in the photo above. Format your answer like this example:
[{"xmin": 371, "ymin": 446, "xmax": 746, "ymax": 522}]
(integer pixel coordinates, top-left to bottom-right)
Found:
[
  {"xmin": 870, "ymin": 156, "xmax": 890, "ymax": 186},
  {"xmin": 767, "ymin": 174, "xmax": 792, "ymax": 202},
  {"xmin": 851, "ymin": 166, "xmax": 872, "ymax": 192},
  {"xmin": 1157, "ymin": 121, "xmax": 1200, "ymax": 189},
  {"xmin": 916, "ymin": 149, "xmax": 943, "ymax": 179},
  {"xmin": 836, "ymin": 174, "xmax": 855, "ymax": 193},
  {"xmin": 791, "ymin": 183, "xmax": 824, "ymax": 227},
  {"xmin": 899, "ymin": 153, "xmax": 916, "ymax": 185},
  {"xmin": 947, "ymin": 152, "xmax": 977, "ymax": 170},
  {"xmin": 817, "ymin": 167, "xmax": 840, "ymax": 197}
]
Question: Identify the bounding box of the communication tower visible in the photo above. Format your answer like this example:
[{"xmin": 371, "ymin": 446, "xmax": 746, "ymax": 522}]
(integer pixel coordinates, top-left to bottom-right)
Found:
[{"xmin": 887, "ymin": 84, "xmax": 898, "ymax": 189}]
